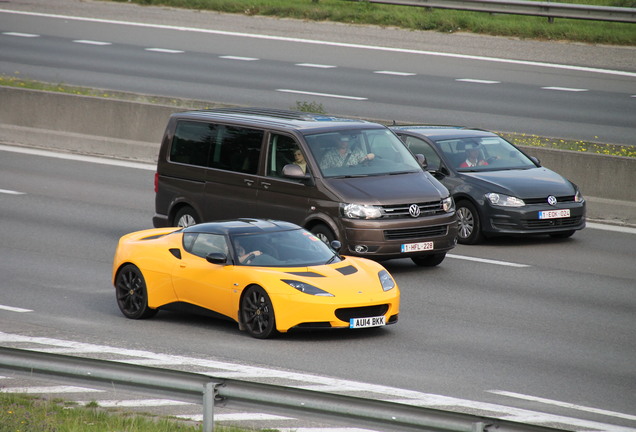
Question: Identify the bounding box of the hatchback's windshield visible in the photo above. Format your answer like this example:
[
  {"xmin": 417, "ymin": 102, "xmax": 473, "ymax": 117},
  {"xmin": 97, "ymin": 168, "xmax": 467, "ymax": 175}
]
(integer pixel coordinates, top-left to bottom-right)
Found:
[
  {"xmin": 231, "ymin": 229, "xmax": 341, "ymax": 267},
  {"xmin": 436, "ymin": 136, "xmax": 536, "ymax": 171},
  {"xmin": 305, "ymin": 128, "xmax": 421, "ymax": 178}
]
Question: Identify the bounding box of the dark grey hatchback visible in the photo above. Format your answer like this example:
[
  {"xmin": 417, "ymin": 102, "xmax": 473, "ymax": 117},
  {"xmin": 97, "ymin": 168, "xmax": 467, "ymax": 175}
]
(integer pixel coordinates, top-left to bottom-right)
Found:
[{"xmin": 390, "ymin": 126, "xmax": 586, "ymax": 244}]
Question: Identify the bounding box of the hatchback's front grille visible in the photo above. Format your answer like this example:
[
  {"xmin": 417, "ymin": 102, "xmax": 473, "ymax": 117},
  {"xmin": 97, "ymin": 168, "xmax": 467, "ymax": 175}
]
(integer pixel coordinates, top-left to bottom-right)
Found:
[
  {"xmin": 381, "ymin": 201, "xmax": 445, "ymax": 218},
  {"xmin": 384, "ymin": 225, "xmax": 448, "ymax": 240},
  {"xmin": 524, "ymin": 195, "xmax": 576, "ymax": 205},
  {"xmin": 335, "ymin": 305, "xmax": 389, "ymax": 322},
  {"xmin": 524, "ymin": 216, "xmax": 583, "ymax": 229}
]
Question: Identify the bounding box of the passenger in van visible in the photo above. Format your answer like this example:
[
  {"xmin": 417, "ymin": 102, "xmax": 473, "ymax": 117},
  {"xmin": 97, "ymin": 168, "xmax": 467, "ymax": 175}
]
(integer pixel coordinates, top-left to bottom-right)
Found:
[
  {"xmin": 293, "ymin": 148, "xmax": 307, "ymax": 173},
  {"xmin": 321, "ymin": 136, "xmax": 375, "ymax": 169}
]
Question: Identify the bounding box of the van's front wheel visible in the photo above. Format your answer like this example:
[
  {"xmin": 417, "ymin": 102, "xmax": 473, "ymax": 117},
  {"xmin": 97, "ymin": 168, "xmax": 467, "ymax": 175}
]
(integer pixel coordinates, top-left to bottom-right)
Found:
[
  {"xmin": 173, "ymin": 206, "xmax": 199, "ymax": 227},
  {"xmin": 310, "ymin": 224, "xmax": 335, "ymax": 244}
]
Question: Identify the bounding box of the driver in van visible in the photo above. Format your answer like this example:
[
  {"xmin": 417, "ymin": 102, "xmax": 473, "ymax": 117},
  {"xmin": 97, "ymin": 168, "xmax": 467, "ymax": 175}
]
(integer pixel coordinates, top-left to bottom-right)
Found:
[{"xmin": 321, "ymin": 136, "xmax": 374, "ymax": 169}]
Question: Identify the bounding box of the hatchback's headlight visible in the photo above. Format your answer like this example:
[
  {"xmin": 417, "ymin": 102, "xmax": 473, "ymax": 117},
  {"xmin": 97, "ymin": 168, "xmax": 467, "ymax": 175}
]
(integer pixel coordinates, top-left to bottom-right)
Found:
[
  {"xmin": 378, "ymin": 270, "xmax": 395, "ymax": 292},
  {"xmin": 341, "ymin": 203, "xmax": 382, "ymax": 219},
  {"xmin": 282, "ymin": 279, "xmax": 334, "ymax": 297},
  {"xmin": 486, "ymin": 193, "xmax": 525, "ymax": 207},
  {"xmin": 574, "ymin": 190, "xmax": 585, "ymax": 203},
  {"xmin": 442, "ymin": 196, "xmax": 455, "ymax": 213}
]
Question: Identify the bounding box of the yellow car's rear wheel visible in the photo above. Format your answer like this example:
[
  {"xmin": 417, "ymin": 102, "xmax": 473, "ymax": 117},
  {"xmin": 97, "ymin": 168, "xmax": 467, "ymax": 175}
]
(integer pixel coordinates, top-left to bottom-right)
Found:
[
  {"xmin": 241, "ymin": 285, "xmax": 276, "ymax": 339},
  {"xmin": 115, "ymin": 264, "xmax": 158, "ymax": 319}
]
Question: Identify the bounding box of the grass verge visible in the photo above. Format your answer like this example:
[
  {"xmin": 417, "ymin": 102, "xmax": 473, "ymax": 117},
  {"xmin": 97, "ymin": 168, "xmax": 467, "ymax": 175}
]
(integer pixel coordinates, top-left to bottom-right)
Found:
[
  {"xmin": 108, "ymin": 0, "xmax": 636, "ymax": 45},
  {"xmin": 0, "ymin": 393, "xmax": 262, "ymax": 432}
]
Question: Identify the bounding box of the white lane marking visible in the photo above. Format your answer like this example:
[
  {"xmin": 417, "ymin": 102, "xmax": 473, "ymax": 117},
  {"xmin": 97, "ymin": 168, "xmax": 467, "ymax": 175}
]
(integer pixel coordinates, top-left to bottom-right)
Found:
[
  {"xmin": 0, "ymin": 189, "xmax": 26, "ymax": 195},
  {"xmin": 541, "ymin": 86, "xmax": 588, "ymax": 92},
  {"xmin": 374, "ymin": 70, "xmax": 415, "ymax": 76},
  {"xmin": 73, "ymin": 39, "xmax": 112, "ymax": 46},
  {"xmin": 76, "ymin": 399, "xmax": 194, "ymax": 407},
  {"xmin": 0, "ymin": 386, "xmax": 103, "ymax": 394},
  {"xmin": 2, "ymin": 9, "xmax": 633, "ymax": 78},
  {"xmin": 586, "ymin": 222, "xmax": 636, "ymax": 234},
  {"xmin": 447, "ymin": 254, "xmax": 530, "ymax": 268},
  {"xmin": 2, "ymin": 31, "xmax": 39, "ymax": 37},
  {"xmin": 456, "ymin": 78, "xmax": 500, "ymax": 84},
  {"xmin": 145, "ymin": 48, "xmax": 184, "ymax": 53},
  {"xmin": 277, "ymin": 429, "xmax": 379, "ymax": 432},
  {"xmin": 295, "ymin": 63, "xmax": 336, "ymax": 68},
  {"xmin": 220, "ymin": 55, "xmax": 259, "ymax": 61},
  {"xmin": 277, "ymin": 89, "xmax": 367, "ymax": 100},
  {"xmin": 0, "ymin": 144, "xmax": 155, "ymax": 171},
  {"xmin": 0, "ymin": 332, "xmax": 627, "ymax": 432},
  {"xmin": 177, "ymin": 413, "xmax": 294, "ymax": 421},
  {"xmin": 489, "ymin": 390, "xmax": 636, "ymax": 421},
  {"xmin": 0, "ymin": 304, "xmax": 33, "ymax": 312}
]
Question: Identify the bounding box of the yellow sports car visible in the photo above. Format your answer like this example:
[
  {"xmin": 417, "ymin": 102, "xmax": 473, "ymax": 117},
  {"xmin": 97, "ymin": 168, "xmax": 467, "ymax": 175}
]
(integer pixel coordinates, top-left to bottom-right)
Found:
[{"xmin": 112, "ymin": 219, "xmax": 400, "ymax": 338}]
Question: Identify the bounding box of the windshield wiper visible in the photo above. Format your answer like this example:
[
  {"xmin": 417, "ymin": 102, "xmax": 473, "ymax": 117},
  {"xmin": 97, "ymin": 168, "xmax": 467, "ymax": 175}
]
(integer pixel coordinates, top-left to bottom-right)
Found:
[{"xmin": 325, "ymin": 254, "xmax": 339, "ymax": 265}]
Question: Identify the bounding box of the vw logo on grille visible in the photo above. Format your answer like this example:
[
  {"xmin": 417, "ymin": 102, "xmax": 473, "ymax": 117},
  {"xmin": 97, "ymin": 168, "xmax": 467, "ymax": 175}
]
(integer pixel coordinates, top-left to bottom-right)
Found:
[
  {"xmin": 547, "ymin": 195, "xmax": 557, "ymax": 206},
  {"xmin": 409, "ymin": 204, "xmax": 421, "ymax": 217}
]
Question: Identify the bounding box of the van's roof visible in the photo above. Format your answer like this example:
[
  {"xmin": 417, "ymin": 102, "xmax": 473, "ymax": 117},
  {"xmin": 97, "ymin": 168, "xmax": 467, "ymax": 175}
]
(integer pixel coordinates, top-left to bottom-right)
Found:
[{"xmin": 172, "ymin": 108, "xmax": 385, "ymax": 134}]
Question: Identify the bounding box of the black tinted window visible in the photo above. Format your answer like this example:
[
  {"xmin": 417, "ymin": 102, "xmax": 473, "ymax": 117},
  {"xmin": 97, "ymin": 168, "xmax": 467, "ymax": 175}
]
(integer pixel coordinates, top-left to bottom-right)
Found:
[{"xmin": 170, "ymin": 121, "xmax": 213, "ymax": 167}]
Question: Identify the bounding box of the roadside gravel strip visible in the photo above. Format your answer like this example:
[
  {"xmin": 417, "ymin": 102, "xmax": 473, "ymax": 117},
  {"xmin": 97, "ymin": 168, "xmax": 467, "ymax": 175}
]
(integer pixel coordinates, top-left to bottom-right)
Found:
[{"xmin": 1, "ymin": 0, "xmax": 635, "ymax": 73}]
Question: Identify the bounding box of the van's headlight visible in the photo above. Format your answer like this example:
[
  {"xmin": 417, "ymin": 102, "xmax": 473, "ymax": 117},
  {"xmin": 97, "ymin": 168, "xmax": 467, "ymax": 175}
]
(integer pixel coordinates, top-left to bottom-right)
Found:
[
  {"xmin": 341, "ymin": 203, "xmax": 382, "ymax": 219},
  {"xmin": 442, "ymin": 196, "xmax": 455, "ymax": 212},
  {"xmin": 378, "ymin": 270, "xmax": 395, "ymax": 292},
  {"xmin": 486, "ymin": 193, "xmax": 525, "ymax": 207}
]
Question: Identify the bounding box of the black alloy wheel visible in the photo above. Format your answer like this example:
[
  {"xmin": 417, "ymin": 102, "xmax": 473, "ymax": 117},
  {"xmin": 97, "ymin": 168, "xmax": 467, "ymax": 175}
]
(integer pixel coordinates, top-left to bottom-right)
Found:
[
  {"xmin": 115, "ymin": 264, "xmax": 158, "ymax": 319},
  {"xmin": 241, "ymin": 285, "xmax": 276, "ymax": 339}
]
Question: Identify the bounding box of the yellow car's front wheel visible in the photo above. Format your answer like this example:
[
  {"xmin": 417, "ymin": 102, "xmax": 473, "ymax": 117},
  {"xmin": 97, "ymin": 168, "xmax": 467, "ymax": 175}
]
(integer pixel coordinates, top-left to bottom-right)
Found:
[{"xmin": 241, "ymin": 285, "xmax": 277, "ymax": 339}]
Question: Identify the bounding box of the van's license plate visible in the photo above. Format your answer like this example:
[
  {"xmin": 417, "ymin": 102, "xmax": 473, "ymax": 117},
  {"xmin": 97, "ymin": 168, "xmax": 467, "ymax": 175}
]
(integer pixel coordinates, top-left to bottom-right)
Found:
[
  {"xmin": 539, "ymin": 209, "xmax": 570, "ymax": 219},
  {"xmin": 350, "ymin": 316, "xmax": 386, "ymax": 329},
  {"xmin": 401, "ymin": 241, "xmax": 434, "ymax": 252}
]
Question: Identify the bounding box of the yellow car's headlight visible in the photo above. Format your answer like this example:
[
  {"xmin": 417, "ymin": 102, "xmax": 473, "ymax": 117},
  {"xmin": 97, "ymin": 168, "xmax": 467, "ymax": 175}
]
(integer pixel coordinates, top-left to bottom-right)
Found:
[
  {"xmin": 282, "ymin": 279, "xmax": 334, "ymax": 297},
  {"xmin": 378, "ymin": 270, "xmax": 395, "ymax": 291}
]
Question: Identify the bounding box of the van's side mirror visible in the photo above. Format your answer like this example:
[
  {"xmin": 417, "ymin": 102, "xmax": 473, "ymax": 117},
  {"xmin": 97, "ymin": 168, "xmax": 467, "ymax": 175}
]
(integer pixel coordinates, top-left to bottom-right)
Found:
[
  {"xmin": 282, "ymin": 164, "xmax": 311, "ymax": 180},
  {"xmin": 206, "ymin": 252, "xmax": 228, "ymax": 265},
  {"xmin": 415, "ymin": 154, "xmax": 428, "ymax": 169}
]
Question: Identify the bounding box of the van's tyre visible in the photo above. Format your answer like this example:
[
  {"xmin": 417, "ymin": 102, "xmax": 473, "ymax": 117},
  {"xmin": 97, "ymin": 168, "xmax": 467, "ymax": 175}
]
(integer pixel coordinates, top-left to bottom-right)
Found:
[
  {"xmin": 456, "ymin": 200, "xmax": 483, "ymax": 245},
  {"xmin": 173, "ymin": 206, "xmax": 199, "ymax": 227},
  {"xmin": 240, "ymin": 285, "xmax": 277, "ymax": 339},
  {"xmin": 311, "ymin": 224, "xmax": 336, "ymax": 245},
  {"xmin": 115, "ymin": 264, "xmax": 158, "ymax": 320},
  {"xmin": 411, "ymin": 252, "xmax": 446, "ymax": 267}
]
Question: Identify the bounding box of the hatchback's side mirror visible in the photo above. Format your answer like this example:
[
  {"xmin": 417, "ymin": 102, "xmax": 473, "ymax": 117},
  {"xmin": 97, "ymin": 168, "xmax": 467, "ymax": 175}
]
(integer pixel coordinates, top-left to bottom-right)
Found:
[
  {"xmin": 206, "ymin": 252, "xmax": 228, "ymax": 265},
  {"xmin": 415, "ymin": 154, "xmax": 428, "ymax": 169},
  {"xmin": 530, "ymin": 156, "xmax": 541, "ymax": 166}
]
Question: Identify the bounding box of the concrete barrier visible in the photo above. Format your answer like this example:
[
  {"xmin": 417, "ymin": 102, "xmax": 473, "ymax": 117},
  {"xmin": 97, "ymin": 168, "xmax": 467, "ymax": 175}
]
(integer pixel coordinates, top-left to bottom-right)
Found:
[{"xmin": 1, "ymin": 86, "xmax": 634, "ymax": 223}]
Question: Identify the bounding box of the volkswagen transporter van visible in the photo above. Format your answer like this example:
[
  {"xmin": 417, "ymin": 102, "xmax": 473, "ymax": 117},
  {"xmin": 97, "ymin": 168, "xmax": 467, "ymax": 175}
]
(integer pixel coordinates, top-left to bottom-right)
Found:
[{"xmin": 153, "ymin": 108, "xmax": 458, "ymax": 266}]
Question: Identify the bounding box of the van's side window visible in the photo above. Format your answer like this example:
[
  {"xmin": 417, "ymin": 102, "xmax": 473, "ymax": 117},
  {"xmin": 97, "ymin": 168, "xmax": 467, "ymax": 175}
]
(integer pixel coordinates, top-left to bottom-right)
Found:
[
  {"xmin": 266, "ymin": 134, "xmax": 303, "ymax": 177},
  {"xmin": 170, "ymin": 121, "xmax": 214, "ymax": 167},
  {"xmin": 212, "ymin": 126, "xmax": 264, "ymax": 175}
]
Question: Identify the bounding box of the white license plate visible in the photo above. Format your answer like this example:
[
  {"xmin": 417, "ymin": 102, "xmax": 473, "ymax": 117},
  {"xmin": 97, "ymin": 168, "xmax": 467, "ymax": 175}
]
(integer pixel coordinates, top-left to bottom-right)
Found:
[
  {"xmin": 538, "ymin": 209, "xmax": 570, "ymax": 220},
  {"xmin": 349, "ymin": 316, "xmax": 386, "ymax": 329},
  {"xmin": 401, "ymin": 241, "xmax": 434, "ymax": 252}
]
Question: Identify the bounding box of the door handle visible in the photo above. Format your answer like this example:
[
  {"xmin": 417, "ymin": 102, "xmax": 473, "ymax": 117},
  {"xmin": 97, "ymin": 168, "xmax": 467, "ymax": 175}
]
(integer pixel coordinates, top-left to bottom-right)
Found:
[
  {"xmin": 243, "ymin": 179, "xmax": 254, "ymax": 186},
  {"xmin": 261, "ymin": 181, "xmax": 271, "ymax": 190}
]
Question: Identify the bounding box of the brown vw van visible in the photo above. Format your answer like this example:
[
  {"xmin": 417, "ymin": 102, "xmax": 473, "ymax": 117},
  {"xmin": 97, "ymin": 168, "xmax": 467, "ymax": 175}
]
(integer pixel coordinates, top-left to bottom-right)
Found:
[{"xmin": 153, "ymin": 108, "xmax": 458, "ymax": 266}]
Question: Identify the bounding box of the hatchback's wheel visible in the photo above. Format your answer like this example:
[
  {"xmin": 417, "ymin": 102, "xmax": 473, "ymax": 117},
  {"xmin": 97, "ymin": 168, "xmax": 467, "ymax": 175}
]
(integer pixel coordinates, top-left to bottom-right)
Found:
[
  {"xmin": 310, "ymin": 224, "xmax": 335, "ymax": 244},
  {"xmin": 241, "ymin": 285, "xmax": 277, "ymax": 339},
  {"xmin": 456, "ymin": 201, "xmax": 483, "ymax": 245},
  {"xmin": 115, "ymin": 264, "xmax": 157, "ymax": 319},
  {"xmin": 411, "ymin": 252, "xmax": 446, "ymax": 267},
  {"xmin": 174, "ymin": 206, "xmax": 199, "ymax": 227}
]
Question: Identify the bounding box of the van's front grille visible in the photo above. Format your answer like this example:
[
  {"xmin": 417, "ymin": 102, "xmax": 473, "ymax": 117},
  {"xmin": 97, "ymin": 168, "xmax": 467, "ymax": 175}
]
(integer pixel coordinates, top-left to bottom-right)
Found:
[
  {"xmin": 384, "ymin": 225, "xmax": 448, "ymax": 240},
  {"xmin": 381, "ymin": 201, "xmax": 445, "ymax": 218}
]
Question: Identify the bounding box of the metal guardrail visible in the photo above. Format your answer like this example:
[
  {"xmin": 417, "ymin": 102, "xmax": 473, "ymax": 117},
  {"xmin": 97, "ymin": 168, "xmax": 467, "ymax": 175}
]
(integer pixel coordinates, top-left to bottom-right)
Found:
[
  {"xmin": 0, "ymin": 346, "xmax": 570, "ymax": 432},
  {"xmin": 350, "ymin": 0, "xmax": 636, "ymax": 23}
]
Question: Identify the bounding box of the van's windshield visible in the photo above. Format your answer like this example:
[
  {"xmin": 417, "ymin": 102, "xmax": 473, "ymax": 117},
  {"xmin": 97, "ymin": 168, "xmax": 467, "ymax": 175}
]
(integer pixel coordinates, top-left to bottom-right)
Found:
[{"xmin": 305, "ymin": 129, "xmax": 422, "ymax": 178}]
